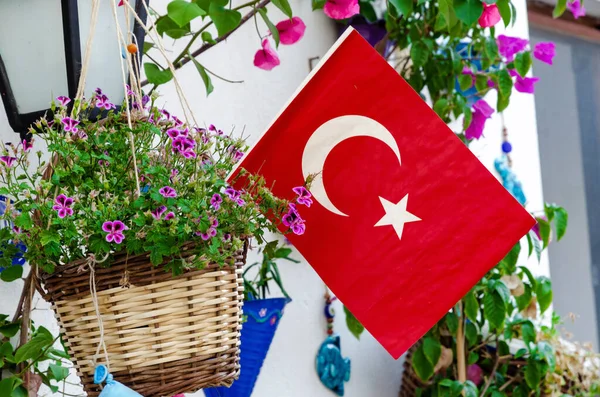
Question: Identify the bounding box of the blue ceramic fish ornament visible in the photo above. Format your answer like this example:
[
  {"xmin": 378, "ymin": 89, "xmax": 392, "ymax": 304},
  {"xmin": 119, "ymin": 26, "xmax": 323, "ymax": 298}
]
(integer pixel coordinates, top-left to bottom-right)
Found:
[
  {"xmin": 494, "ymin": 155, "xmax": 526, "ymax": 205},
  {"xmin": 94, "ymin": 365, "xmax": 143, "ymax": 397},
  {"xmin": 316, "ymin": 335, "xmax": 351, "ymax": 396}
]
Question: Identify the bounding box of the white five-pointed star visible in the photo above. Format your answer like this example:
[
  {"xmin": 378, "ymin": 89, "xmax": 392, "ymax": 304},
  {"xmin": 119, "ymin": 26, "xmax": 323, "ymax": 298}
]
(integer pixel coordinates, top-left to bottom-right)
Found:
[{"xmin": 374, "ymin": 194, "xmax": 421, "ymax": 240}]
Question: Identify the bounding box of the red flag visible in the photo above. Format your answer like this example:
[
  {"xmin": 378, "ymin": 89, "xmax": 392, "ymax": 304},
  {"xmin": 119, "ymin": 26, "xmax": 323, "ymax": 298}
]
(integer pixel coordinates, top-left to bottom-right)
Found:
[{"xmin": 231, "ymin": 28, "xmax": 535, "ymax": 359}]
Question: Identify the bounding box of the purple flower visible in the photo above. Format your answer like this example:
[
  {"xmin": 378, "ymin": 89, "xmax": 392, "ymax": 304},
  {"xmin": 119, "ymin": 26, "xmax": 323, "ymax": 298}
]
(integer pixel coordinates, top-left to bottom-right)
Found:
[
  {"xmin": 133, "ymin": 95, "xmax": 150, "ymax": 110},
  {"xmin": 170, "ymin": 169, "xmax": 179, "ymax": 183},
  {"xmin": 211, "ymin": 217, "xmax": 219, "ymax": 227},
  {"xmin": 209, "ymin": 124, "xmax": 217, "ymax": 132},
  {"xmin": 199, "ymin": 227, "xmax": 217, "ymax": 241},
  {"xmin": 223, "ymin": 233, "xmax": 231, "ymax": 242},
  {"xmin": 160, "ymin": 109, "xmax": 171, "ymax": 120},
  {"xmin": 76, "ymin": 131, "xmax": 88, "ymax": 141},
  {"xmin": 56, "ymin": 96, "xmax": 71, "ymax": 107},
  {"xmin": 61, "ymin": 117, "xmax": 80, "ymax": 133},
  {"xmin": 211, "ymin": 193, "xmax": 223, "ymax": 210},
  {"xmin": 293, "ymin": 186, "xmax": 313, "ymax": 207},
  {"xmin": 13, "ymin": 226, "xmax": 22, "ymax": 234},
  {"xmin": 159, "ymin": 186, "xmax": 177, "ymax": 198},
  {"xmin": 151, "ymin": 205, "xmax": 167, "ymax": 220},
  {"xmin": 291, "ymin": 222, "xmax": 306, "ymax": 235},
  {"xmin": 509, "ymin": 69, "xmax": 540, "ymax": 93},
  {"xmin": 567, "ymin": 0, "xmax": 586, "ymax": 18},
  {"xmin": 467, "ymin": 364, "xmax": 483, "ymax": 385},
  {"xmin": 95, "ymin": 88, "xmax": 103, "ymax": 96},
  {"xmin": 497, "ymin": 35, "xmax": 529, "ymax": 62},
  {"xmin": 172, "ymin": 136, "xmax": 196, "ymax": 159},
  {"xmin": 165, "ymin": 211, "xmax": 175, "ymax": 220},
  {"xmin": 465, "ymin": 99, "xmax": 494, "ymax": 140},
  {"xmin": 534, "ymin": 42, "xmax": 556, "ymax": 65},
  {"xmin": 102, "ymin": 220, "xmax": 128, "ymax": 244},
  {"xmin": 52, "ymin": 194, "xmax": 74, "ymax": 218},
  {"xmin": 233, "ymin": 150, "xmax": 244, "ymax": 162},
  {"xmin": 224, "ymin": 187, "xmax": 239, "ymax": 200},
  {"xmin": 172, "ymin": 116, "xmax": 184, "ymax": 126},
  {"xmin": 22, "ymin": 139, "xmax": 33, "ymax": 152},
  {"xmin": 97, "ymin": 94, "xmax": 116, "ymax": 110},
  {"xmin": 0, "ymin": 156, "xmax": 16, "ymax": 167},
  {"xmin": 235, "ymin": 197, "xmax": 245, "ymax": 206},
  {"xmin": 167, "ymin": 128, "xmax": 182, "ymax": 139},
  {"xmin": 125, "ymin": 85, "xmax": 134, "ymax": 96},
  {"xmin": 281, "ymin": 203, "xmax": 306, "ymax": 235}
]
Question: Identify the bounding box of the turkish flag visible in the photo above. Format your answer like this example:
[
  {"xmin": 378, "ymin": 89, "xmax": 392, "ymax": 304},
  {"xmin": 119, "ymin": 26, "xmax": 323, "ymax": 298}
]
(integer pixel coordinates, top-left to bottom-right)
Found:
[{"xmin": 230, "ymin": 28, "xmax": 535, "ymax": 359}]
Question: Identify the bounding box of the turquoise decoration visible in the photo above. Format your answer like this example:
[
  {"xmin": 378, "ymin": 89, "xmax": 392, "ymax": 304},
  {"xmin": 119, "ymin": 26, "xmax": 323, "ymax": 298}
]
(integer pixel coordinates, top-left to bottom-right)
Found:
[
  {"xmin": 316, "ymin": 335, "xmax": 351, "ymax": 396},
  {"xmin": 94, "ymin": 365, "xmax": 143, "ymax": 397},
  {"xmin": 494, "ymin": 155, "xmax": 526, "ymax": 205}
]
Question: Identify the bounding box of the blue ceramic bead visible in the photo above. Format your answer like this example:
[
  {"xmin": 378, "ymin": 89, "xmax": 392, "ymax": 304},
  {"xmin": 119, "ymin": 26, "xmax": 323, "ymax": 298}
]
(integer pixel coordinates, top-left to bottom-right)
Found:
[{"xmin": 501, "ymin": 141, "xmax": 512, "ymax": 153}]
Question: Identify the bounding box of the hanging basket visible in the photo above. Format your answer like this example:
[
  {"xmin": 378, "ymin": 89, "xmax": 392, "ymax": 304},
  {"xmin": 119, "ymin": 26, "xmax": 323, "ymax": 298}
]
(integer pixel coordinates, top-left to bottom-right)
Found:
[
  {"xmin": 399, "ymin": 343, "xmax": 422, "ymax": 397},
  {"xmin": 40, "ymin": 242, "xmax": 246, "ymax": 397},
  {"xmin": 204, "ymin": 297, "xmax": 289, "ymax": 397}
]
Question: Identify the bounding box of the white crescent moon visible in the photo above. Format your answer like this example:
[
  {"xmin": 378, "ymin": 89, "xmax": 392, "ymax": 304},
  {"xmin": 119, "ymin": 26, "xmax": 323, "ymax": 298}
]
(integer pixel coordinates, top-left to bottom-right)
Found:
[{"xmin": 302, "ymin": 115, "xmax": 401, "ymax": 217}]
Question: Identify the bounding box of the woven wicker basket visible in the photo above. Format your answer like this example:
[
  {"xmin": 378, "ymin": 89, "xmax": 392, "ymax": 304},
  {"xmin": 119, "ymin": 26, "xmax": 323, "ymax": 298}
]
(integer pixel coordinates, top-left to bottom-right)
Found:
[
  {"xmin": 399, "ymin": 343, "xmax": 422, "ymax": 397},
  {"xmin": 40, "ymin": 242, "xmax": 246, "ymax": 397}
]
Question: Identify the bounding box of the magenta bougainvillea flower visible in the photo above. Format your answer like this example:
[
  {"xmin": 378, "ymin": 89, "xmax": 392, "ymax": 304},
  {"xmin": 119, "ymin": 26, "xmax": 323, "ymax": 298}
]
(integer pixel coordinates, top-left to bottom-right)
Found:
[
  {"xmin": 293, "ymin": 186, "xmax": 313, "ymax": 207},
  {"xmin": 467, "ymin": 364, "xmax": 483, "ymax": 385},
  {"xmin": 478, "ymin": 4, "xmax": 501, "ymax": 27},
  {"xmin": 61, "ymin": 117, "xmax": 80, "ymax": 133},
  {"xmin": 52, "ymin": 194, "xmax": 74, "ymax": 218},
  {"xmin": 567, "ymin": 0, "xmax": 586, "ymax": 18},
  {"xmin": 254, "ymin": 38, "xmax": 280, "ymax": 71},
  {"xmin": 102, "ymin": 220, "xmax": 128, "ymax": 244},
  {"xmin": 509, "ymin": 69, "xmax": 540, "ymax": 93},
  {"xmin": 159, "ymin": 186, "xmax": 177, "ymax": 198},
  {"xmin": 323, "ymin": 0, "xmax": 359, "ymax": 20},
  {"xmin": 276, "ymin": 17, "xmax": 306, "ymax": 45},
  {"xmin": 534, "ymin": 42, "xmax": 556, "ymax": 65},
  {"xmin": 151, "ymin": 205, "xmax": 167, "ymax": 220},
  {"xmin": 497, "ymin": 35, "xmax": 529, "ymax": 62},
  {"xmin": 465, "ymin": 99, "xmax": 494, "ymax": 140},
  {"xmin": 56, "ymin": 96, "xmax": 71, "ymax": 107},
  {"xmin": 211, "ymin": 193, "xmax": 223, "ymax": 210},
  {"xmin": 0, "ymin": 156, "xmax": 16, "ymax": 167}
]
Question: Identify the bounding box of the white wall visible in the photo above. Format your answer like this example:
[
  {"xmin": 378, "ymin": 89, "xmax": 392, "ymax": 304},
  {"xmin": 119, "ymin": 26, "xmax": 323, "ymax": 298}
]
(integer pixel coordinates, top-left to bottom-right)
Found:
[{"xmin": 0, "ymin": 0, "xmax": 547, "ymax": 395}]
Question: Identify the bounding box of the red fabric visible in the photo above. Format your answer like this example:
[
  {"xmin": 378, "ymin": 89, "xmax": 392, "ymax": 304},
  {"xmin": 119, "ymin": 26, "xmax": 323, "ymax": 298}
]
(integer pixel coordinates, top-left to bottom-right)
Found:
[{"xmin": 230, "ymin": 29, "xmax": 536, "ymax": 359}]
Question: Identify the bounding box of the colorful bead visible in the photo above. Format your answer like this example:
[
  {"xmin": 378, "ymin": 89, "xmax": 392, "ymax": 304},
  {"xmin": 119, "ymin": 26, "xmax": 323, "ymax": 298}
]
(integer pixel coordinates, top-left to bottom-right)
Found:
[{"xmin": 502, "ymin": 141, "xmax": 512, "ymax": 153}]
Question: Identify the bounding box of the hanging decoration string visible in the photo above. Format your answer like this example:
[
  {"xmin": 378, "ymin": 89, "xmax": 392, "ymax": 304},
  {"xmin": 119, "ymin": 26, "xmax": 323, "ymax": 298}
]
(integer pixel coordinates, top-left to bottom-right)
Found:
[{"xmin": 72, "ymin": 0, "xmax": 102, "ymax": 110}]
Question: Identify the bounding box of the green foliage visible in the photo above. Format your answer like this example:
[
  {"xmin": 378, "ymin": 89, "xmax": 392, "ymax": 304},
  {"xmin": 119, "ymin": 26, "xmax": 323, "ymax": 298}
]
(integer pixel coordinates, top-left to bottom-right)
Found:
[
  {"xmin": 243, "ymin": 242, "xmax": 299, "ymax": 301},
  {"xmin": 344, "ymin": 306, "xmax": 365, "ymax": 339}
]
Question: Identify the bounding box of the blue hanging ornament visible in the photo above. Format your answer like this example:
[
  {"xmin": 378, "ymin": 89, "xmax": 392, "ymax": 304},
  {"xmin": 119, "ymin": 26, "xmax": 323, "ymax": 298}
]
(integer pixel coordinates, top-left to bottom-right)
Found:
[
  {"xmin": 94, "ymin": 365, "xmax": 143, "ymax": 397},
  {"xmin": 316, "ymin": 291, "xmax": 351, "ymax": 396},
  {"xmin": 495, "ymin": 126, "xmax": 526, "ymax": 205}
]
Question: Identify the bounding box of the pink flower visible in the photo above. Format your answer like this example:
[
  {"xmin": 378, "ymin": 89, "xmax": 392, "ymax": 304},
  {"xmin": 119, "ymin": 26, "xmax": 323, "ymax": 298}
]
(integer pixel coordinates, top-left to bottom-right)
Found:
[
  {"xmin": 118, "ymin": 0, "xmax": 124, "ymax": 5},
  {"xmin": 165, "ymin": 211, "xmax": 175, "ymax": 220},
  {"xmin": 276, "ymin": 17, "xmax": 306, "ymax": 45},
  {"xmin": 497, "ymin": 35, "xmax": 529, "ymax": 62},
  {"xmin": 465, "ymin": 99, "xmax": 494, "ymax": 140},
  {"xmin": 172, "ymin": 136, "xmax": 197, "ymax": 159},
  {"xmin": 52, "ymin": 194, "xmax": 74, "ymax": 218},
  {"xmin": 151, "ymin": 206, "xmax": 167, "ymax": 220},
  {"xmin": 159, "ymin": 186, "xmax": 177, "ymax": 198},
  {"xmin": 56, "ymin": 96, "xmax": 71, "ymax": 107},
  {"xmin": 0, "ymin": 156, "xmax": 16, "ymax": 167},
  {"xmin": 254, "ymin": 38, "xmax": 280, "ymax": 71},
  {"xmin": 282, "ymin": 203, "xmax": 306, "ymax": 235},
  {"xmin": 509, "ymin": 69, "xmax": 540, "ymax": 93},
  {"xmin": 96, "ymin": 94, "xmax": 116, "ymax": 110},
  {"xmin": 323, "ymin": 0, "xmax": 359, "ymax": 20},
  {"xmin": 293, "ymin": 186, "xmax": 313, "ymax": 207},
  {"xmin": 22, "ymin": 139, "xmax": 33, "ymax": 152},
  {"xmin": 534, "ymin": 42, "xmax": 556, "ymax": 65},
  {"xmin": 211, "ymin": 193, "xmax": 223, "ymax": 210},
  {"xmin": 61, "ymin": 117, "xmax": 80, "ymax": 133},
  {"xmin": 567, "ymin": 0, "xmax": 586, "ymax": 18},
  {"xmin": 478, "ymin": 4, "xmax": 501, "ymax": 27},
  {"xmin": 102, "ymin": 220, "xmax": 128, "ymax": 244},
  {"xmin": 467, "ymin": 364, "xmax": 483, "ymax": 385}
]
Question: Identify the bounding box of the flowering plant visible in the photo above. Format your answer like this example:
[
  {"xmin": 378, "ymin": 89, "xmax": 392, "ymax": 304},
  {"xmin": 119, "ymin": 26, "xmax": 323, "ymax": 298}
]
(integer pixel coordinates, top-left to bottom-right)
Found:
[{"xmin": 0, "ymin": 90, "xmax": 307, "ymax": 278}]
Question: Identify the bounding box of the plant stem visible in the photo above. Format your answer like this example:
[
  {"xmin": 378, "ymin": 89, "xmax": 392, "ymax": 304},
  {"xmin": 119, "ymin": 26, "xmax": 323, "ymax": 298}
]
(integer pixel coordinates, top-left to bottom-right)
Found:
[
  {"xmin": 141, "ymin": 0, "xmax": 271, "ymax": 87},
  {"xmin": 479, "ymin": 356, "xmax": 500, "ymax": 397},
  {"xmin": 456, "ymin": 301, "xmax": 467, "ymax": 386}
]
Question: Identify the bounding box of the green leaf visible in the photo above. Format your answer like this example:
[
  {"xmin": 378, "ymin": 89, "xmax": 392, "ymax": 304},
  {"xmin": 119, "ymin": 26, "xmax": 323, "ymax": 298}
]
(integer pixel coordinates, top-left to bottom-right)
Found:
[
  {"xmin": 515, "ymin": 347, "xmax": 527, "ymax": 358},
  {"xmin": 272, "ymin": 0, "xmax": 293, "ymax": 18},
  {"xmin": 515, "ymin": 283, "xmax": 532, "ymax": 311},
  {"xmin": 49, "ymin": 364, "xmax": 69, "ymax": 381},
  {"xmin": 521, "ymin": 320, "xmax": 536, "ymax": 346},
  {"xmin": 465, "ymin": 321, "xmax": 478, "ymax": 347},
  {"xmin": 40, "ymin": 230, "xmax": 60, "ymax": 246},
  {"xmin": 454, "ymin": 0, "xmax": 483, "ymax": 25},
  {"xmin": 554, "ymin": 207, "xmax": 568, "ymax": 241},
  {"xmin": 343, "ymin": 306, "xmax": 365, "ymax": 339},
  {"xmin": 11, "ymin": 386, "xmax": 26, "ymax": 397},
  {"xmin": 464, "ymin": 291, "xmax": 478, "ymax": 322},
  {"xmin": 459, "ymin": 74, "xmax": 473, "ymax": 91},
  {"xmin": 0, "ymin": 322, "xmax": 20, "ymax": 338},
  {"xmin": 143, "ymin": 63, "xmax": 173, "ymax": 86},
  {"xmin": 536, "ymin": 276, "xmax": 553, "ymax": 313},
  {"xmin": 360, "ymin": 0, "xmax": 378, "ymax": 22},
  {"xmin": 445, "ymin": 312, "xmax": 458, "ymax": 335},
  {"xmin": 519, "ymin": 266, "xmax": 538, "ymax": 290},
  {"xmin": 412, "ymin": 343, "xmax": 435, "ymax": 381},
  {"xmin": 201, "ymin": 31, "xmax": 216, "ymax": 44},
  {"xmin": 467, "ymin": 350, "xmax": 479, "ymax": 365},
  {"xmin": 190, "ymin": 57, "xmax": 214, "ymax": 96},
  {"xmin": 500, "ymin": 242, "xmax": 521, "ymax": 273},
  {"xmin": 209, "ymin": 3, "xmax": 242, "ymax": 36},
  {"xmin": 484, "ymin": 291, "xmax": 505, "ymax": 330},
  {"xmin": 390, "ymin": 0, "xmax": 414, "ymax": 17},
  {"xmin": 0, "ymin": 378, "xmax": 18, "ymax": 397},
  {"xmin": 14, "ymin": 336, "xmax": 52, "ymax": 364},
  {"xmin": 514, "ymin": 52, "xmax": 532, "ymax": 77},
  {"xmin": 258, "ymin": 9, "xmax": 280, "ymax": 47},
  {"xmin": 422, "ymin": 337, "xmax": 441, "ymax": 367},
  {"xmin": 143, "ymin": 42, "xmax": 154, "ymax": 54},
  {"xmin": 437, "ymin": 0, "xmax": 455, "ymax": 30},
  {"xmin": 463, "ymin": 381, "xmax": 478, "ymax": 397},
  {"xmin": 497, "ymin": 69, "xmax": 513, "ymax": 98},
  {"xmin": 475, "ymin": 75, "xmax": 488, "ymax": 92},
  {"xmin": 496, "ymin": 0, "xmax": 511, "ymax": 27},
  {"xmin": 463, "ymin": 107, "xmax": 472, "ymax": 130},
  {"xmin": 312, "ymin": 0, "xmax": 326, "ymax": 10},
  {"xmin": 155, "ymin": 15, "xmax": 190, "ymax": 39},
  {"xmin": 493, "ymin": 280, "xmax": 511, "ymax": 306},
  {"xmin": 537, "ymin": 341, "xmax": 556, "ymax": 370},
  {"xmin": 524, "ymin": 359, "xmax": 541, "ymax": 389},
  {"xmin": 536, "ymin": 217, "xmax": 551, "ymax": 248},
  {"xmin": 167, "ymin": 0, "xmax": 206, "ymax": 27},
  {"xmin": 410, "ymin": 41, "xmax": 429, "ymax": 68},
  {"xmin": 553, "ymin": 0, "xmax": 567, "ymax": 18},
  {"xmin": 433, "ymin": 98, "xmax": 449, "ymax": 118},
  {"xmin": 1, "ymin": 266, "xmax": 23, "ymax": 282},
  {"xmin": 15, "ymin": 212, "xmax": 32, "ymax": 229}
]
